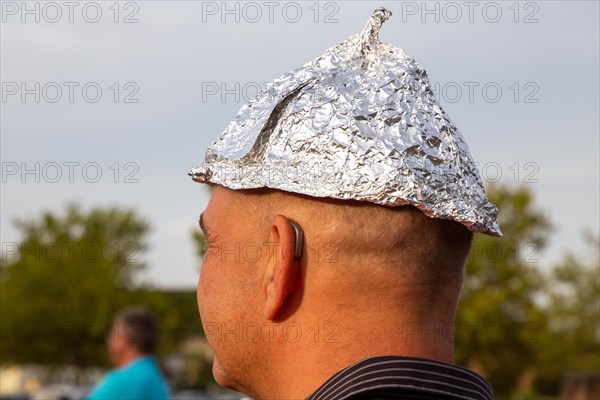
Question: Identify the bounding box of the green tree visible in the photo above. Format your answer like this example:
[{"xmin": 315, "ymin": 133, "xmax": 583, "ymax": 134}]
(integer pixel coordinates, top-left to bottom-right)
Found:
[
  {"xmin": 533, "ymin": 234, "xmax": 600, "ymax": 395},
  {"xmin": 455, "ymin": 185, "xmax": 552, "ymax": 397},
  {"xmin": 0, "ymin": 204, "xmax": 150, "ymax": 367}
]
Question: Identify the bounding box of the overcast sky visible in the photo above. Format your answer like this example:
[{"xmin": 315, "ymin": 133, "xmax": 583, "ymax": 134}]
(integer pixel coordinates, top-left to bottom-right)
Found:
[{"xmin": 1, "ymin": 0, "xmax": 598, "ymax": 288}]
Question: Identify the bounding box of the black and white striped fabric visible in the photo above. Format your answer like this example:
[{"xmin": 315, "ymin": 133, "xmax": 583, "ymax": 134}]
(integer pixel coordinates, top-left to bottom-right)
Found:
[{"xmin": 306, "ymin": 356, "xmax": 494, "ymax": 400}]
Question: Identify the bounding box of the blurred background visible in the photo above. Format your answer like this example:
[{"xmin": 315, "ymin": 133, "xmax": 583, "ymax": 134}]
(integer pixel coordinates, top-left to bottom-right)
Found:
[{"xmin": 1, "ymin": 1, "xmax": 598, "ymax": 399}]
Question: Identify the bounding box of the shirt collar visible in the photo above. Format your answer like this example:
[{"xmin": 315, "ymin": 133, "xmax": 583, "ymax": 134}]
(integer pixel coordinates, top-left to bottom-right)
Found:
[{"xmin": 306, "ymin": 355, "xmax": 494, "ymax": 400}]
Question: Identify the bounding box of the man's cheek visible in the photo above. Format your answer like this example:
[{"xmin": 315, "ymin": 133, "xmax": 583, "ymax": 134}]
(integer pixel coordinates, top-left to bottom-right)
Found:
[
  {"xmin": 197, "ymin": 262, "xmax": 214, "ymax": 321},
  {"xmin": 198, "ymin": 254, "xmax": 217, "ymax": 294},
  {"xmin": 202, "ymin": 319, "xmax": 220, "ymax": 346},
  {"xmin": 204, "ymin": 242, "xmax": 220, "ymax": 262}
]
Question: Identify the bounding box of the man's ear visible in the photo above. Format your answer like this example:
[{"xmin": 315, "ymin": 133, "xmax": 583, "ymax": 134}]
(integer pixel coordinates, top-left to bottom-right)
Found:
[{"xmin": 263, "ymin": 215, "xmax": 301, "ymax": 321}]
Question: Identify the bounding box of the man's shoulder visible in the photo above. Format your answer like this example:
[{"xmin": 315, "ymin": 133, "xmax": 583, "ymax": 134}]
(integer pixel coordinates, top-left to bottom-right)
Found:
[
  {"xmin": 86, "ymin": 369, "xmax": 127, "ymax": 400},
  {"xmin": 123, "ymin": 356, "xmax": 168, "ymax": 387},
  {"xmin": 87, "ymin": 357, "xmax": 168, "ymax": 400}
]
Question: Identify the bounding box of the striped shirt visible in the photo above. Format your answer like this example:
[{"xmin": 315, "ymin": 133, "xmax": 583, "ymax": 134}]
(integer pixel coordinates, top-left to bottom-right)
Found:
[{"xmin": 306, "ymin": 356, "xmax": 494, "ymax": 400}]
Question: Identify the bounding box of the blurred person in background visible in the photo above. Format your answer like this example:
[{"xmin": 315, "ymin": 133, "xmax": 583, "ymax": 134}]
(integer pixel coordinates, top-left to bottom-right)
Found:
[{"xmin": 86, "ymin": 306, "xmax": 169, "ymax": 400}]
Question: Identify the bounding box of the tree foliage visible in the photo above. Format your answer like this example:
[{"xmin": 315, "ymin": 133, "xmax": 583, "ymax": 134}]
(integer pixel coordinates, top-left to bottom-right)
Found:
[
  {"xmin": 456, "ymin": 185, "xmax": 599, "ymax": 397},
  {"xmin": 456, "ymin": 185, "xmax": 552, "ymax": 395},
  {"xmin": 1, "ymin": 205, "xmax": 151, "ymax": 366},
  {"xmin": 0, "ymin": 204, "xmax": 202, "ymax": 369},
  {"xmin": 533, "ymin": 234, "xmax": 600, "ymax": 395}
]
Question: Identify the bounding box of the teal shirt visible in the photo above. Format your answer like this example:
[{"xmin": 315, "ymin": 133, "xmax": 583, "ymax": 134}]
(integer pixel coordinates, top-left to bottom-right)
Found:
[{"xmin": 87, "ymin": 356, "xmax": 169, "ymax": 400}]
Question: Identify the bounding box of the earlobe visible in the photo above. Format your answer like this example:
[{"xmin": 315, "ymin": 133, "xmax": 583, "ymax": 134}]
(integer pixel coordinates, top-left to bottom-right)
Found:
[{"xmin": 263, "ymin": 215, "xmax": 301, "ymax": 321}]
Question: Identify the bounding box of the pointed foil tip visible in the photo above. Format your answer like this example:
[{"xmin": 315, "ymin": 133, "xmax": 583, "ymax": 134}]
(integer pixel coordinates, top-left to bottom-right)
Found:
[
  {"xmin": 366, "ymin": 7, "xmax": 392, "ymax": 39},
  {"xmin": 374, "ymin": 7, "xmax": 392, "ymax": 21}
]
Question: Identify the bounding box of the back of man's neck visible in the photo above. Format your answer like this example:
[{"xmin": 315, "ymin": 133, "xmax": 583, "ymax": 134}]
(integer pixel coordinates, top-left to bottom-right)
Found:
[{"xmin": 258, "ymin": 312, "xmax": 457, "ymax": 399}]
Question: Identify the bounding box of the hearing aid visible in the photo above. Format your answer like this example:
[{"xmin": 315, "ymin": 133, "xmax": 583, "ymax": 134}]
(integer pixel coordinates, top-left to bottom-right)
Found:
[{"xmin": 289, "ymin": 220, "xmax": 304, "ymax": 259}]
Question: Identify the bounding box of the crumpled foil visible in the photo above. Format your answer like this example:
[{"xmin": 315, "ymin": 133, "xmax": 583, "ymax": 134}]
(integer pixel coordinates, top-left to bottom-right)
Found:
[{"xmin": 190, "ymin": 7, "xmax": 501, "ymax": 237}]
